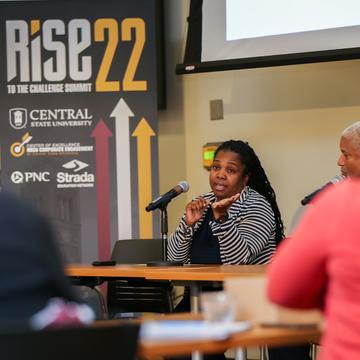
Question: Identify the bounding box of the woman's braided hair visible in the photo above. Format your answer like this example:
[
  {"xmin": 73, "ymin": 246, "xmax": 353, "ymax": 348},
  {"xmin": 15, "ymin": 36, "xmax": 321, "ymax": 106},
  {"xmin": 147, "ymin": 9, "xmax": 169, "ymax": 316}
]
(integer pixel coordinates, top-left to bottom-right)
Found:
[{"xmin": 214, "ymin": 140, "xmax": 284, "ymax": 244}]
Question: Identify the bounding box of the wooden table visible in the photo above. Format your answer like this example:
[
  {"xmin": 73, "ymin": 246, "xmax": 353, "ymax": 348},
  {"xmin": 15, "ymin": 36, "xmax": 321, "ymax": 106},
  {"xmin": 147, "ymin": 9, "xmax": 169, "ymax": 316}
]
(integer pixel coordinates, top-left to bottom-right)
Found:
[
  {"xmin": 70, "ymin": 266, "xmax": 318, "ymax": 360},
  {"xmin": 66, "ymin": 264, "xmax": 266, "ymax": 281},
  {"xmin": 66, "ymin": 264, "xmax": 266, "ymax": 313},
  {"xmin": 96, "ymin": 314, "xmax": 321, "ymax": 358},
  {"xmin": 138, "ymin": 324, "xmax": 321, "ymax": 358}
]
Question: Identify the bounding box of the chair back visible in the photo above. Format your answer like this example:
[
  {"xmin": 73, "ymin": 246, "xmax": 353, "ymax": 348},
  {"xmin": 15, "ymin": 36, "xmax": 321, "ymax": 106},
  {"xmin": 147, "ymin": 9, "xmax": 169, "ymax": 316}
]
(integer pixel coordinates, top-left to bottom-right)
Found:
[
  {"xmin": 108, "ymin": 239, "xmax": 174, "ymax": 317},
  {"xmin": 111, "ymin": 239, "xmax": 163, "ymax": 264},
  {"xmin": 0, "ymin": 323, "xmax": 139, "ymax": 360}
]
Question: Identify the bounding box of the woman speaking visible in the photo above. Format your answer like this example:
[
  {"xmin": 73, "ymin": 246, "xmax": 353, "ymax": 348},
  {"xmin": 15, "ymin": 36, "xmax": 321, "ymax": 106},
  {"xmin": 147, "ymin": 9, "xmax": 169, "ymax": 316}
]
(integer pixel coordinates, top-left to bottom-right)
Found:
[{"xmin": 168, "ymin": 139, "xmax": 284, "ymax": 266}]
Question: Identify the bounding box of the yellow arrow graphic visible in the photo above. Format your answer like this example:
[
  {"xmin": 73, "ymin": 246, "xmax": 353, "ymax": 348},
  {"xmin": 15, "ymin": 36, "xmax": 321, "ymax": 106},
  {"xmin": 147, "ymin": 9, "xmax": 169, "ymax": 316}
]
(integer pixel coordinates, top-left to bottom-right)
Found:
[{"xmin": 132, "ymin": 117, "xmax": 155, "ymax": 238}]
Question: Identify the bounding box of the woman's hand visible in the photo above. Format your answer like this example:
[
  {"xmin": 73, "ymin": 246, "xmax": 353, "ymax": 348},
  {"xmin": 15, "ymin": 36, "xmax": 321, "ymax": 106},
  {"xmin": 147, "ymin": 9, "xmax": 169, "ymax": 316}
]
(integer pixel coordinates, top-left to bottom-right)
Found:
[
  {"xmin": 212, "ymin": 193, "xmax": 240, "ymax": 220},
  {"xmin": 185, "ymin": 197, "xmax": 210, "ymax": 226}
]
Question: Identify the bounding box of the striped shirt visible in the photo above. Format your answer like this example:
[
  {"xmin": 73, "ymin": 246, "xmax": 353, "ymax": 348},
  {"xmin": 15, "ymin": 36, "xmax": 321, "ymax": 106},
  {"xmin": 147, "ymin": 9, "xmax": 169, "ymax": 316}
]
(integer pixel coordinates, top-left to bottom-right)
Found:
[{"xmin": 167, "ymin": 186, "xmax": 276, "ymax": 265}]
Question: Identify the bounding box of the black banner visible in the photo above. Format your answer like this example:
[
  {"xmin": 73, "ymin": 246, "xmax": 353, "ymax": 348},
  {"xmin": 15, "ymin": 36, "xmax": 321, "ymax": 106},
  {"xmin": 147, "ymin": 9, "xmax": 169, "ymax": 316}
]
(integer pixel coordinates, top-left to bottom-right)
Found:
[{"xmin": 0, "ymin": 0, "xmax": 159, "ymax": 262}]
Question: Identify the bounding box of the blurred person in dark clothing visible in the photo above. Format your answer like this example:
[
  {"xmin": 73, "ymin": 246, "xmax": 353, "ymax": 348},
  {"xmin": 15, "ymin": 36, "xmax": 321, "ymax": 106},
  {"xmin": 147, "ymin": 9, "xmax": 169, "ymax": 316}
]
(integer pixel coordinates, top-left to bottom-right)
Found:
[{"xmin": 0, "ymin": 191, "xmax": 92, "ymax": 326}]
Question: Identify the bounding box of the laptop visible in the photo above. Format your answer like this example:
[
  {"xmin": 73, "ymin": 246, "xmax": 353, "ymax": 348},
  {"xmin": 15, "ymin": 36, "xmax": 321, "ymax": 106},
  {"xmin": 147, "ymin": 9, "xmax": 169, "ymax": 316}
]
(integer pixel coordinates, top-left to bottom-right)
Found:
[{"xmin": 0, "ymin": 323, "xmax": 140, "ymax": 360}]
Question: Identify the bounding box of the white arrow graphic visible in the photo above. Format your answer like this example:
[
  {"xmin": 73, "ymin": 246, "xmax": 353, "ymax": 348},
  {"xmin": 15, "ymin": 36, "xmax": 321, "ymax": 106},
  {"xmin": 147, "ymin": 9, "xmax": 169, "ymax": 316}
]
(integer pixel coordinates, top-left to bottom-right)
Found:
[{"xmin": 110, "ymin": 98, "xmax": 134, "ymax": 239}]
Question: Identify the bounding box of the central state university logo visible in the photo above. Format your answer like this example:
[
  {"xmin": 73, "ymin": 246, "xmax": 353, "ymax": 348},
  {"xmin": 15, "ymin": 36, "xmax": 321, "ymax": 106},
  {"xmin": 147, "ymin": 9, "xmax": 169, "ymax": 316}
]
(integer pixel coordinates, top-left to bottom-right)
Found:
[{"xmin": 9, "ymin": 108, "xmax": 27, "ymax": 129}]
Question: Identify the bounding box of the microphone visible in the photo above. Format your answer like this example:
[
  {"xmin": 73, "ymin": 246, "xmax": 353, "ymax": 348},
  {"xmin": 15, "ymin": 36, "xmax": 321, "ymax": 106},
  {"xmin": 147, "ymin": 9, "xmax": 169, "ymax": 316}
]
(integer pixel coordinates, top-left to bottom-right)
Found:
[
  {"xmin": 145, "ymin": 181, "xmax": 189, "ymax": 212},
  {"xmin": 301, "ymin": 175, "xmax": 344, "ymax": 206}
]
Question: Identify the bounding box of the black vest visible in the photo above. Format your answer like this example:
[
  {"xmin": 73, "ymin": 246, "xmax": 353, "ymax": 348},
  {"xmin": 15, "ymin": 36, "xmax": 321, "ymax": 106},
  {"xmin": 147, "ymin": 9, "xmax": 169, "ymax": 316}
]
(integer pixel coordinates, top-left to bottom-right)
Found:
[{"xmin": 190, "ymin": 209, "xmax": 222, "ymax": 264}]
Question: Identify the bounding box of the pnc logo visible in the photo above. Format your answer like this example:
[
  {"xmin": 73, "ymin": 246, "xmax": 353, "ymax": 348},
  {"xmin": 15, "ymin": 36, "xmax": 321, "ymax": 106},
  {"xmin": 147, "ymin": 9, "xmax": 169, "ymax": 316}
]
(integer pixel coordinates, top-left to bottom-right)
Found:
[
  {"xmin": 11, "ymin": 171, "xmax": 24, "ymax": 184},
  {"xmin": 11, "ymin": 171, "xmax": 50, "ymax": 184}
]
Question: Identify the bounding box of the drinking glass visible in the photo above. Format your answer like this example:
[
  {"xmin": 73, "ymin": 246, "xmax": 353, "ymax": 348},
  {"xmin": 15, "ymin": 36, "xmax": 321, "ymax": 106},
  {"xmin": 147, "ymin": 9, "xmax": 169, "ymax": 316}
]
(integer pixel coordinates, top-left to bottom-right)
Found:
[{"xmin": 200, "ymin": 290, "xmax": 235, "ymax": 323}]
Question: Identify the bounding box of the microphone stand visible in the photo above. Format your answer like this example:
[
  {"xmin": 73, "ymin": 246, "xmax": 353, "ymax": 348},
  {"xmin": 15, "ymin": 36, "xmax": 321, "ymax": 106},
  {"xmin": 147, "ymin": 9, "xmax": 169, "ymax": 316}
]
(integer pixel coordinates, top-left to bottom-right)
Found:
[
  {"xmin": 160, "ymin": 203, "xmax": 169, "ymax": 261},
  {"xmin": 146, "ymin": 201, "xmax": 183, "ymax": 267}
]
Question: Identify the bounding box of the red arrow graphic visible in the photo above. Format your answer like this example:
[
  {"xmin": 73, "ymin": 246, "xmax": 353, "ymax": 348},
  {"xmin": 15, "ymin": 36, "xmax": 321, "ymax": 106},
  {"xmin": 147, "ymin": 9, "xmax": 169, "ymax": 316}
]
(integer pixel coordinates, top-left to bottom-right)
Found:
[{"xmin": 91, "ymin": 119, "xmax": 113, "ymax": 261}]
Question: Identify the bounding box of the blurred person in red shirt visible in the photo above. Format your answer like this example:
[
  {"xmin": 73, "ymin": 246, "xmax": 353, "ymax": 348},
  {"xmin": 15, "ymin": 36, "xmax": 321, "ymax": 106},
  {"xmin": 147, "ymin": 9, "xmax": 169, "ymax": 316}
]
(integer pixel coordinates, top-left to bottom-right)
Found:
[{"xmin": 268, "ymin": 121, "xmax": 360, "ymax": 360}]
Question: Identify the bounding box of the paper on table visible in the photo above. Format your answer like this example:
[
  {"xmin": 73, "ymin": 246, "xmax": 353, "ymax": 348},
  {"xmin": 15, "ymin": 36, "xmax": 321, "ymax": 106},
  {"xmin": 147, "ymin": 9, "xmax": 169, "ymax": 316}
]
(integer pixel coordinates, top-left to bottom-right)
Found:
[{"xmin": 140, "ymin": 320, "xmax": 251, "ymax": 341}]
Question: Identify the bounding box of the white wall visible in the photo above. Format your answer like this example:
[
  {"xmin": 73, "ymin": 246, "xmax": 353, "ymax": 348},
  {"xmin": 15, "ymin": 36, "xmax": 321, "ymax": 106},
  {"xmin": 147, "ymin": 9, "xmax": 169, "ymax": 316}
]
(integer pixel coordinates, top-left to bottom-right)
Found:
[{"xmin": 159, "ymin": 0, "xmax": 360, "ymax": 235}]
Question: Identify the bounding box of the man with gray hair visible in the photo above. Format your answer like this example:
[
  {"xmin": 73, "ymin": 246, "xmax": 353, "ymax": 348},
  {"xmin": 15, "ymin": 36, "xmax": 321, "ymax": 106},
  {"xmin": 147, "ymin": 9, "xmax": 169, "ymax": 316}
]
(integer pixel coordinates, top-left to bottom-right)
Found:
[{"xmin": 337, "ymin": 120, "xmax": 360, "ymax": 178}]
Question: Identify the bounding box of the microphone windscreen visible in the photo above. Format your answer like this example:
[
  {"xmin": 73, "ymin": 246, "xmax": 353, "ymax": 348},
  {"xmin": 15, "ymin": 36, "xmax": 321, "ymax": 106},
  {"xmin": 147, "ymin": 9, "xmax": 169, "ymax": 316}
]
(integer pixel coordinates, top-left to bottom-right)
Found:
[{"xmin": 178, "ymin": 181, "xmax": 189, "ymax": 193}]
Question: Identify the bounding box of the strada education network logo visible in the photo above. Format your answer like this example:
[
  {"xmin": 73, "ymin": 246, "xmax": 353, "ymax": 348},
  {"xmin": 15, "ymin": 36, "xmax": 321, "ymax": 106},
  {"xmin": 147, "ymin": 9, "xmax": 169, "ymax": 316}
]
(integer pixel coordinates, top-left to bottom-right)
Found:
[
  {"xmin": 62, "ymin": 159, "xmax": 89, "ymax": 172},
  {"xmin": 57, "ymin": 159, "xmax": 94, "ymax": 188},
  {"xmin": 9, "ymin": 108, "xmax": 27, "ymax": 129}
]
